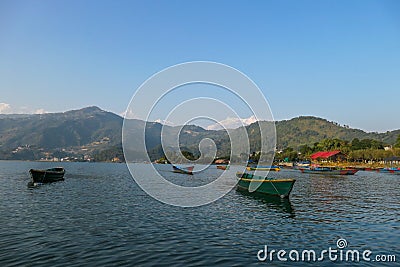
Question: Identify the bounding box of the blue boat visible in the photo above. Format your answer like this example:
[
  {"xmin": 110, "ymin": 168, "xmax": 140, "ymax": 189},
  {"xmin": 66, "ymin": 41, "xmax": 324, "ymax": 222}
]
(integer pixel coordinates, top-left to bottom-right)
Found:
[{"xmin": 377, "ymin": 168, "xmax": 400, "ymax": 174}]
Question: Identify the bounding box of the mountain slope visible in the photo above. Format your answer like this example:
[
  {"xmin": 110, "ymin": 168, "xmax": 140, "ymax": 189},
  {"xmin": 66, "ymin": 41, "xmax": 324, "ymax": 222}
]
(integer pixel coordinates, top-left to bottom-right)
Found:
[
  {"xmin": 0, "ymin": 106, "xmax": 122, "ymax": 150},
  {"xmin": 0, "ymin": 107, "xmax": 398, "ymax": 160},
  {"xmin": 274, "ymin": 116, "xmax": 399, "ymax": 148}
]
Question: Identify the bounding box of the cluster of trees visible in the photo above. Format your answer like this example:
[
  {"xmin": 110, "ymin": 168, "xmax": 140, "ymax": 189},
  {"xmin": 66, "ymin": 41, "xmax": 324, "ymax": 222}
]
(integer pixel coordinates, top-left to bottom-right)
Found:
[
  {"xmin": 395, "ymin": 135, "xmax": 400, "ymax": 148},
  {"xmin": 275, "ymin": 136, "xmax": 400, "ymax": 162},
  {"xmin": 158, "ymin": 136, "xmax": 400, "ymax": 164},
  {"xmin": 93, "ymin": 145, "xmax": 124, "ymax": 162},
  {"xmin": 95, "ymin": 135, "xmax": 400, "ymax": 164},
  {"xmin": 348, "ymin": 148, "xmax": 400, "ymax": 162},
  {"xmin": 0, "ymin": 149, "xmax": 38, "ymax": 160}
]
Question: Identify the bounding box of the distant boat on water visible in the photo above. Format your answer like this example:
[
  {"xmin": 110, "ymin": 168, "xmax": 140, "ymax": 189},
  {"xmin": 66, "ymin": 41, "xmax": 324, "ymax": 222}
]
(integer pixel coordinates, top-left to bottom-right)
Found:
[
  {"xmin": 363, "ymin": 167, "xmax": 379, "ymax": 171},
  {"xmin": 216, "ymin": 165, "xmax": 229, "ymax": 170},
  {"xmin": 295, "ymin": 161, "xmax": 311, "ymax": 168},
  {"xmin": 29, "ymin": 167, "xmax": 65, "ymax": 183},
  {"xmin": 172, "ymin": 165, "xmax": 194, "ymax": 175},
  {"xmin": 246, "ymin": 166, "xmax": 281, "ymax": 171},
  {"xmin": 236, "ymin": 172, "xmax": 296, "ymax": 198},
  {"xmin": 377, "ymin": 168, "xmax": 400, "ymax": 174},
  {"xmin": 299, "ymin": 167, "xmax": 358, "ymax": 175}
]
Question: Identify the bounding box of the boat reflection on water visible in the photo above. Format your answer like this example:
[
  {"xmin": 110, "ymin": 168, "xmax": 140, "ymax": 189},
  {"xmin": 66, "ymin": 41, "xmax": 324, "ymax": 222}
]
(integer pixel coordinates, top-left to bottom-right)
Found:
[{"xmin": 236, "ymin": 190, "xmax": 295, "ymax": 216}]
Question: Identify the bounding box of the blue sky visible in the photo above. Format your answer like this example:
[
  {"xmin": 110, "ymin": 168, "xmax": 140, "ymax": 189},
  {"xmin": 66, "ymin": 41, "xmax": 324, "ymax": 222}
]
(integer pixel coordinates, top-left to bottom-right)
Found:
[{"xmin": 1, "ymin": 0, "xmax": 399, "ymax": 132}]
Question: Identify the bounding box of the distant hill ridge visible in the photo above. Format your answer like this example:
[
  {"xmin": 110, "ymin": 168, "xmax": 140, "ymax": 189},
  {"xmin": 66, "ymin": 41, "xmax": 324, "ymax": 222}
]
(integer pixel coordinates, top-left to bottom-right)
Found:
[
  {"xmin": 0, "ymin": 106, "xmax": 122, "ymax": 150},
  {"xmin": 275, "ymin": 116, "xmax": 399, "ymax": 148},
  {"xmin": 0, "ymin": 106, "xmax": 398, "ymax": 160}
]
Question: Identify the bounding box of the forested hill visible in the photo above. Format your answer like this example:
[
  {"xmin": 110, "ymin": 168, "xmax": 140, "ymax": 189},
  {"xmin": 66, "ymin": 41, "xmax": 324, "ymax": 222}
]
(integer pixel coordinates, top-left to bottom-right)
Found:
[
  {"xmin": 0, "ymin": 107, "xmax": 398, "ymax": 160},
  {"xmin": 0, "ymin": 106, "xmax": 123, "ymax": 150},
  {"xmin": 274, "ymin": 116, "xmax": 399, "ymax": 149}
]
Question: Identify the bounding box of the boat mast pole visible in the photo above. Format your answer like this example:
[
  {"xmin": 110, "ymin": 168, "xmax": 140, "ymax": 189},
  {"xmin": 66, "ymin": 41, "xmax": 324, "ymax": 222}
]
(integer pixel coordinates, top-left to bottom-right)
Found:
[{"xmin": 41, "ymin": 171, "xmax": 46, "ymax": 183}]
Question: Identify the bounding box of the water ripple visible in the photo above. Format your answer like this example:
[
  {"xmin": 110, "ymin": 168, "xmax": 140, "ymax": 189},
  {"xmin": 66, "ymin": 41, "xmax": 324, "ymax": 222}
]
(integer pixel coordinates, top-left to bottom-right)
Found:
[{"xmin": 0, "ymin": 162, "xmax": 398, "ymax": 266}]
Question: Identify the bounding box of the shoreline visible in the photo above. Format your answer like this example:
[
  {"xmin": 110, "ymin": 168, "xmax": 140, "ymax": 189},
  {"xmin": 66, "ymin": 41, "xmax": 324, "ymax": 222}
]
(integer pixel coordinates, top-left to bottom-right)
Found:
[{"xmin": 0, "ymin": 159, "xmax": 398, "ymax": 169}]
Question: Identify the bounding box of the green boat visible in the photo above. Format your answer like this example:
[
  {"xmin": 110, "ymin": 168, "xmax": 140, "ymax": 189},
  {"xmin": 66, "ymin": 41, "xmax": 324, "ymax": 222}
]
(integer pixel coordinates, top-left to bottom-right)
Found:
[{"xmin": 236, "ymin": 172, "xmax": 296, "ymax": 198}]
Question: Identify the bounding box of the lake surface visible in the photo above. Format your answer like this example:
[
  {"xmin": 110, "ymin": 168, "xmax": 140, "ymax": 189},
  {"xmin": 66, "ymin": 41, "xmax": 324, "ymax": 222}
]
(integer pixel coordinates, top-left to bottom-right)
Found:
[{"xmin": 0, "ymin": 161, "xmax": 398, "ymax": 266}]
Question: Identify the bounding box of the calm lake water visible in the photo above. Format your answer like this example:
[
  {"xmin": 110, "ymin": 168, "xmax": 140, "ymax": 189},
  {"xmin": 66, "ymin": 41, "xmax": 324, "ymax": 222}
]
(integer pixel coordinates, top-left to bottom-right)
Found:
[{"xmin": 0, "ymin": 161, "xmax": 398, "ymax": 266}]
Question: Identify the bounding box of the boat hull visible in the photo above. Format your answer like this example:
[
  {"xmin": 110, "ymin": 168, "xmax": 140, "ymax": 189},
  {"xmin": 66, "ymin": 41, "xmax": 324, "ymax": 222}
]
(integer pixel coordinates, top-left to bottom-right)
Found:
[
  {"xmin": 217, "ymin": 165, "xmax": 229, "ymax": 170},
  {"xmin": 236, "ymin": 172, "xmax": 295, "ymax": 198},
  {"xmin": 172, "ymin": 165, "xmax": 194, "ymax": 175},
  {"xmin": 246, "ymin": 166, "xmax": 281, "ymax": 172},
  {"xmin": 377, "ymin": 168, "xmax": 400, "ymax": 174},
  {"xmin": 29, "ymin": 168, "xmax": 65, "ymax": 183},
  {"xmin": 299, "ymin": 168, "xmax": 358, "ymax": 175}
]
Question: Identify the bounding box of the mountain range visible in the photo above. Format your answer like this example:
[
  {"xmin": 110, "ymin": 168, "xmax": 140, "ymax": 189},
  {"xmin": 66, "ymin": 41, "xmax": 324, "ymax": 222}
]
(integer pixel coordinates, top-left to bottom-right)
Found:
[{"xmin": 0, "ymin": 106, "xmax": 398, "ymax": 161}]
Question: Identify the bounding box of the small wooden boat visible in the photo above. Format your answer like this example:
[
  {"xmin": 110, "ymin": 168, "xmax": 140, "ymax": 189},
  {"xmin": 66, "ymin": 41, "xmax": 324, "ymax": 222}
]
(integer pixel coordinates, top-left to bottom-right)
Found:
[
  {"xmin": 217, "ymin": 165, "xmax": 229, "ymax": 170},
  {"xmin": 299, "ymin": 167, "xmax": 358, "ymax": 175},
  {"xmin": 172, "ymin": 165, "xmax": 194, "ymax": 175},
  {"xmin": 29, "ymin": 167, "xmax": 65, "ymax": 183},
  {"xmin": 377, "ymin": 168, "xmax": 400, "ymax": 174},
  {"xmin": 236, "ymin": 172, "xmax": 296, "ymax": 198},
  {"xmin": 246, "ymin": 166, "xmax": 281, "ymax": 171}
]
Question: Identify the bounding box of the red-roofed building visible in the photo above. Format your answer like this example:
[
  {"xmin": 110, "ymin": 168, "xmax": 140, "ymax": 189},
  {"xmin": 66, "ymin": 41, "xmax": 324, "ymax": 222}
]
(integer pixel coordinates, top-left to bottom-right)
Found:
[{"xmin": 310, "ymin": 150, "xmax": 346, "ymax": 162}]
